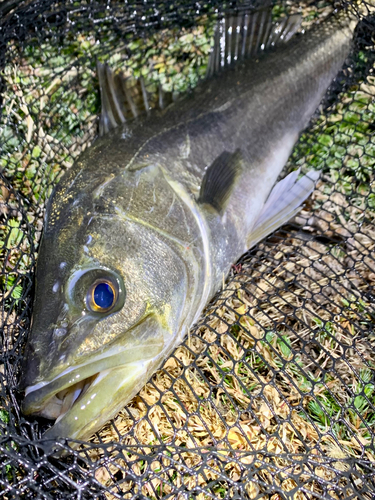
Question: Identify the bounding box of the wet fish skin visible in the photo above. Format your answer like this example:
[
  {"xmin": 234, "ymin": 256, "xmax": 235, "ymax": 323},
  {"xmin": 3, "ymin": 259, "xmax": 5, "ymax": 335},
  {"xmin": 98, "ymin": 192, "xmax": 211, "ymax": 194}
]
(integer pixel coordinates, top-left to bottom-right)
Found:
[{"xmin": 21, "ymin": 9, "xmax": 357, "ymax": 445}]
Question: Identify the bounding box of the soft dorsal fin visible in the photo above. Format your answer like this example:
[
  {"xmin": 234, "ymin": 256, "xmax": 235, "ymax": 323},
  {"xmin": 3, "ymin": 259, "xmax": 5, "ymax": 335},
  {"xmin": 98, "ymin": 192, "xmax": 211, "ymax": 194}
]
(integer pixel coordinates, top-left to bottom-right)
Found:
[
  {"xmin": 197, "ymin": 150, "xmax": 243, "ymax": 214},
  {"xmin": 205, "ymin": 9, "xmax": 302, "ymax": 78}
]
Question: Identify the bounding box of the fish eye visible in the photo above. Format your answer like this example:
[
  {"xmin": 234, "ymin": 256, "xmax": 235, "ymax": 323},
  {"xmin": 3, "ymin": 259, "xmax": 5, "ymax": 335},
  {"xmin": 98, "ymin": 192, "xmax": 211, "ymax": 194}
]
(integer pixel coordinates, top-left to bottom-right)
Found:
[{"xmin": 87, "ymin": 279, "xmax": 118, "ymax": 313}]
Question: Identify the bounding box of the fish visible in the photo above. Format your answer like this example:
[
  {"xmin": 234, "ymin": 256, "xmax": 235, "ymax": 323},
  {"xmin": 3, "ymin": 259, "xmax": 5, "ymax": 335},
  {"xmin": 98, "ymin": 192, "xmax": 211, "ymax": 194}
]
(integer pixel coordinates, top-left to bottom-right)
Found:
[{"xmin": 20, "ymin": 4, "xmax": 358, "ymax": 450}]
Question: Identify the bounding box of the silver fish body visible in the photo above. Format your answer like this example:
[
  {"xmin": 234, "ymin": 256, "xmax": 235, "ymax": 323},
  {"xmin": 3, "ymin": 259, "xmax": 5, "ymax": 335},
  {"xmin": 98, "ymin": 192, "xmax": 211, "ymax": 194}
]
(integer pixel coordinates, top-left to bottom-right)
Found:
[{"xmin": 21, "ymin": 8, "xmax": 357, "ymax": 445}]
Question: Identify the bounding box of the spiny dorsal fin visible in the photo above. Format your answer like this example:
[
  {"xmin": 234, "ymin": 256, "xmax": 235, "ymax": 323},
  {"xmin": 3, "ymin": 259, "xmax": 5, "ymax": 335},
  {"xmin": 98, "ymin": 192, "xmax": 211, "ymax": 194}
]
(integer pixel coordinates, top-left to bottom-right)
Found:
[
  {"xmin": 97, "ymin": 62, "xmax": 126, "ymax": 136},
  {"xmin": 206, "ymin": 8, "xmax": 302, "ymax": 78},
  {"xmin": 197, "ymin": 150, "xmax": 243, "ymax": 214},
  {"xmin": 97, "ymin": 62, "xmax": 175, "ymax": 136}
]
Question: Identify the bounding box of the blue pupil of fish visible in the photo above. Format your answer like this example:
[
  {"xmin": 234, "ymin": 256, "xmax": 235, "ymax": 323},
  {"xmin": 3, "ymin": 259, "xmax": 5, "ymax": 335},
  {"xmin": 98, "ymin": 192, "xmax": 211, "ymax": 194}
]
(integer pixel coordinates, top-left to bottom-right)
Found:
[{"xmin": 92, "ymin": 282, "xmax": 115, "ymax": 310}]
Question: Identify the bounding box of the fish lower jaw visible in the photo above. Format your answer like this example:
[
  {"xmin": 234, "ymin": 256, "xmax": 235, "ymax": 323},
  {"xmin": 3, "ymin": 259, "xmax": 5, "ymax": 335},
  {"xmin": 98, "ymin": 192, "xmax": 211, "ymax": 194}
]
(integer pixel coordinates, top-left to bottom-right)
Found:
[
  {"xmin": 36, "ymin": 374, "xmax": 98, "ymax": 422},
  {"xmin": 40, "ymin": 362, "xmax": 155, "ymax": 451}
]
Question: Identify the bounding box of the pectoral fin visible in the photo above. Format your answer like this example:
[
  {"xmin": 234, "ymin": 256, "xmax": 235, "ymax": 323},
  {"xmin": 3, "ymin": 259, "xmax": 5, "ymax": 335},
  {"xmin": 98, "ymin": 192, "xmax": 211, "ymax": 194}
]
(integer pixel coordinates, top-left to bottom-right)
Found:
[
  {"xmin": 197, "ymin": 150, "xmax": 243, "ymax": 214},
  {"xmin": 248, "ymin": 169, "xmax": 321, "ymax": 248}
]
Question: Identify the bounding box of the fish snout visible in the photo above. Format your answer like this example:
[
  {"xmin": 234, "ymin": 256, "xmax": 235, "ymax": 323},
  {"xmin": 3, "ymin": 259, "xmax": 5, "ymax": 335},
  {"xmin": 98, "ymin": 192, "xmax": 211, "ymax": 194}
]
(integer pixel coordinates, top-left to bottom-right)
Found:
[{"xmin": 20, "ymin": 336, "xmax": 49, "ymax": 391}]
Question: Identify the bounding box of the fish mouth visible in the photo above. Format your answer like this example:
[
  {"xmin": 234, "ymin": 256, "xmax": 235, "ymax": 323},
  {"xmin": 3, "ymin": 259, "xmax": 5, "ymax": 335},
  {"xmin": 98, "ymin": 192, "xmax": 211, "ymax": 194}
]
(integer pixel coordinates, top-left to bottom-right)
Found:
[
  {"xmin": 22, "ymin": 335, "xmax": 165, "ymax": 446},
  {"xmin": 26, "ymin": 373, "xmax": 99, "ymax": 423}
]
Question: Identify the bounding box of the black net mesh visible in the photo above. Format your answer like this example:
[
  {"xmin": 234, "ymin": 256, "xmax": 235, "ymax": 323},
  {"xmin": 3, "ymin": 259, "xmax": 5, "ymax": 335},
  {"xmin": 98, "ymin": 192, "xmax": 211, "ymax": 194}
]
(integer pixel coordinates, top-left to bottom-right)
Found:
[{"xmin": 1, "ymin": 0, "xmax": 375, "ymax": 498}]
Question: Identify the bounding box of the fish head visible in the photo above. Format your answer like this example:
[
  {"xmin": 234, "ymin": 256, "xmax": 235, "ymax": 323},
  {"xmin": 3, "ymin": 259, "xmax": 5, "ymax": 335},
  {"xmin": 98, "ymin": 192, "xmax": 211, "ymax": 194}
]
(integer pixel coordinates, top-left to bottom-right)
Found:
[{"xmin": 21, "ymin": 176, "xmax": 189, "ymax": 445}]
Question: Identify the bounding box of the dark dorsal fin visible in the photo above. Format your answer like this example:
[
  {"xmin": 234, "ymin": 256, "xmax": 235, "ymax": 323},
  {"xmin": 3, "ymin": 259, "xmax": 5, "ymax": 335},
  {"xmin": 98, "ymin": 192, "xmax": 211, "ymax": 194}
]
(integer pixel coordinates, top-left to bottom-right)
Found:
[
  {"xmin": 205, "ymin": 10, "xmax": 302, "ymax": 78},
  {"xmin": 197, "ymin": 150, "xmax": 243, "ymax": 214}
]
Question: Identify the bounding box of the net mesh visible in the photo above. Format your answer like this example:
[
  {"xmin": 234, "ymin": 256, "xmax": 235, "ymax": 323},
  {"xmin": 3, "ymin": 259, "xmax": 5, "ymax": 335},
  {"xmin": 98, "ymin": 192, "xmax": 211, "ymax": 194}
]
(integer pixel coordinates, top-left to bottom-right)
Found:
[{"xmin": 1, "ymin": 0, "xmax": 375, "ymax": 498}]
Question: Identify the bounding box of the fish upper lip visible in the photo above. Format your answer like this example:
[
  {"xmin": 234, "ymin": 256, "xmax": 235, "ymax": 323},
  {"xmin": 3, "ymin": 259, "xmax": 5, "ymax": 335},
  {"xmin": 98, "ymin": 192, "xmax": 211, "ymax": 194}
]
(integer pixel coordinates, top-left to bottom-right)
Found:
[{"xmin": 22, "ymin": 336, "xmax": 164, "ymax": 417}]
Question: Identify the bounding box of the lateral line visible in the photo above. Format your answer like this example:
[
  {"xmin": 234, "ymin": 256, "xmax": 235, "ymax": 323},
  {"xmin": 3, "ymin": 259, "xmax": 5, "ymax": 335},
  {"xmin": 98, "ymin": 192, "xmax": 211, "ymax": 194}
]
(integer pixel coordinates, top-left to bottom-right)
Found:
[{"xmin": 112, "ymin": 209, "xmax": 190, "ymax": 250}]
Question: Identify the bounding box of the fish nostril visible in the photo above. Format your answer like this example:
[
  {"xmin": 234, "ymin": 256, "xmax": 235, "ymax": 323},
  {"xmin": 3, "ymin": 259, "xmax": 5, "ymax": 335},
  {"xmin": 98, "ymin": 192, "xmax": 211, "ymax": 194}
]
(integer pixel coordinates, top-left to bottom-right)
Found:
[
  {"xmin": 20, "ymin": 343, "xmax": 41, "ymax": 389},
  {"xmin": 54, "ymin": 327, "xmax": 67, "ymax": 337}
]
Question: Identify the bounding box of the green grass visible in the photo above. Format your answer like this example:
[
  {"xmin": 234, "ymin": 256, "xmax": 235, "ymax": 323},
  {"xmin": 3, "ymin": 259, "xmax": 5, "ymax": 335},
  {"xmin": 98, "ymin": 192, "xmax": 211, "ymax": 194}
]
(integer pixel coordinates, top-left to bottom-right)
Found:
[
  {"xmin": 290, "ymin": 53, "xmax": 375, "ymax": 200},
  {"xmin": 0, "ymin": 409, "xmax": 19, "ymax": 481}
]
